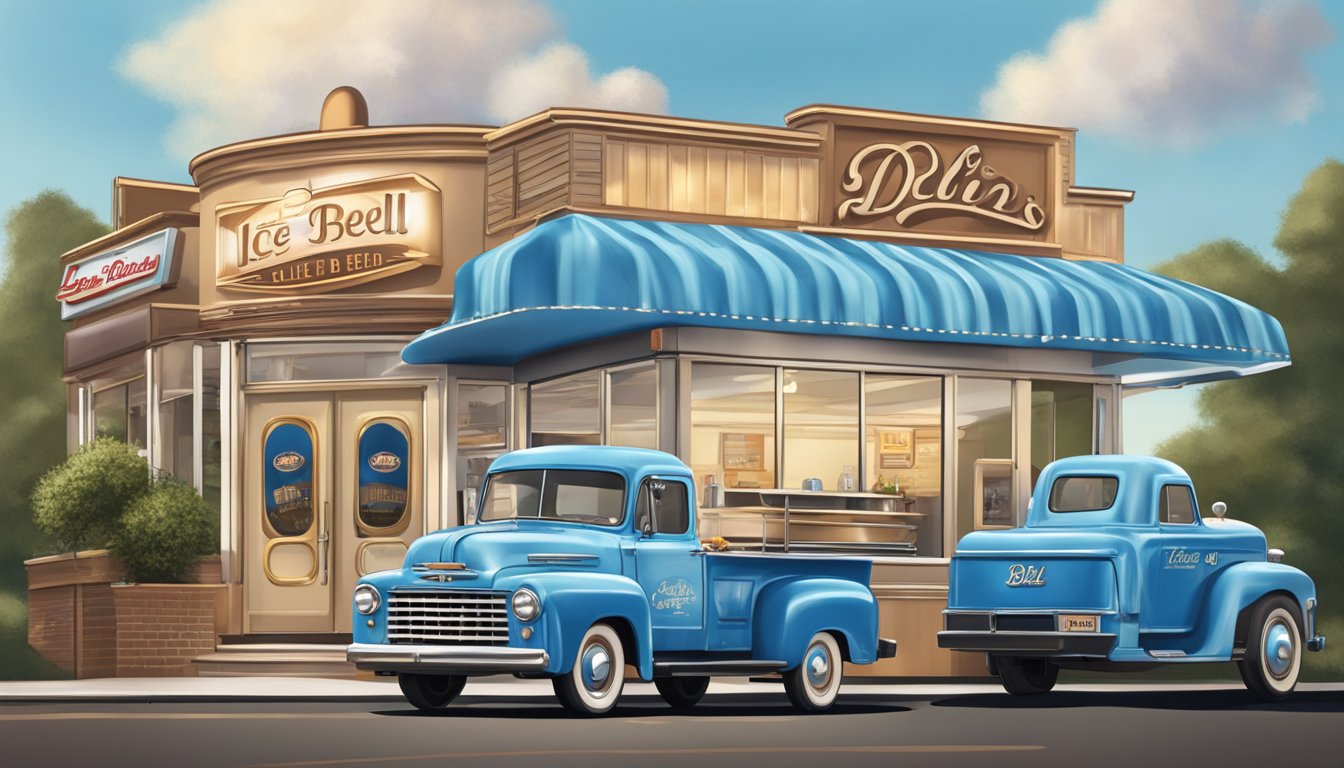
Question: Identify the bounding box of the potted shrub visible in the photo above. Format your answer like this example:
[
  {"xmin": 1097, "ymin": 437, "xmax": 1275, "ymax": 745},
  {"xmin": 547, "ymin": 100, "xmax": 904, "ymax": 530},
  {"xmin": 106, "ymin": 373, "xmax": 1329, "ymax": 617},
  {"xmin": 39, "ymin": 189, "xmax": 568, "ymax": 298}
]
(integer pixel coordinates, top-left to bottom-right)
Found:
[{"xmin": 26, "ymin": 439, "xmax": 224, "ymax": 677}]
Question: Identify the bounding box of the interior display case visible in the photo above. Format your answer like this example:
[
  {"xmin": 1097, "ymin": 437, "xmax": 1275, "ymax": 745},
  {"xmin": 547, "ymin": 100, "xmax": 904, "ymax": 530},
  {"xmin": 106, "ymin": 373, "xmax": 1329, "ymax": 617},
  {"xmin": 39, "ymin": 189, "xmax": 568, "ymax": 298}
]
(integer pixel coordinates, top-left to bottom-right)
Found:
[{"xmin": 701, "ymin": 488, "xmax": 924, "ymax": 556}]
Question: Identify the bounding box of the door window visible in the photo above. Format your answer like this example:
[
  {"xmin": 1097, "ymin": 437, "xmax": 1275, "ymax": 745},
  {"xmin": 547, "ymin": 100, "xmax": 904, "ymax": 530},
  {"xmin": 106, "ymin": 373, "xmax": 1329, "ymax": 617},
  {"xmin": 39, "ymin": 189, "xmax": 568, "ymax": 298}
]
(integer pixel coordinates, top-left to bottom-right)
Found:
[
  {"xmin": 263, "ymin": 419, "xmax": 316, "ymax": 537},
  {"xmin": 636, "ymin": 478, "xmax": 690, "ymax": 536},
  {"xmin": 1159, "ymin": 484, "xmax": 1197, "ymax": 525},
  {"xmin": 356, "ymin": 418, "xmax": 411, "ymax": 536}
]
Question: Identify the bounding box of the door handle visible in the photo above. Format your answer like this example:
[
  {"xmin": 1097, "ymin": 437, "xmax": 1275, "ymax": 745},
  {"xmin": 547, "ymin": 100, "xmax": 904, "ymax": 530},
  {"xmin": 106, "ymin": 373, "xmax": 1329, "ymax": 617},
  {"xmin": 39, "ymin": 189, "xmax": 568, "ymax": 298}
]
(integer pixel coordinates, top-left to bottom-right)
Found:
[{"xmin": 318, "ymin": 501, "xmax": 331, "ymax": 585}]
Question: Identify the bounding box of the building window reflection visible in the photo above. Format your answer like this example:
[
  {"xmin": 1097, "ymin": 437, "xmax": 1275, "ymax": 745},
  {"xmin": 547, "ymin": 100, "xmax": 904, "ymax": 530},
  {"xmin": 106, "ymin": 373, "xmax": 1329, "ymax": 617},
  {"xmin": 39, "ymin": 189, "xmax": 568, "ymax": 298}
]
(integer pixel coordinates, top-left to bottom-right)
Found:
[
  {"xmin": 530, "ymin": 370, "xmax": 600, "ymax": 446},
  {"xmin": 607, "ymin": 363, "xmax": 658, "ymax": 450},
  {"xmin": 690, "ymin": 364, "xmax": 776, "ymax": 491},
  {"xmin": 866, "ymin": 374, "xmax": 943, "ymax": 556}
]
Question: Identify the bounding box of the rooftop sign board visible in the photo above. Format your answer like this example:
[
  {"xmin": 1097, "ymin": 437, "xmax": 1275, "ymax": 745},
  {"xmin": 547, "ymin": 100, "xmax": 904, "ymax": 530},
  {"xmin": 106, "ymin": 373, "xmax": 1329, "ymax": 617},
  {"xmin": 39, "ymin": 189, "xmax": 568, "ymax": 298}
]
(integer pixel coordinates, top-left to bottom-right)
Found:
[{"xmin": 56, "ymin": 228, "xmax": 181, "ymax": 320}]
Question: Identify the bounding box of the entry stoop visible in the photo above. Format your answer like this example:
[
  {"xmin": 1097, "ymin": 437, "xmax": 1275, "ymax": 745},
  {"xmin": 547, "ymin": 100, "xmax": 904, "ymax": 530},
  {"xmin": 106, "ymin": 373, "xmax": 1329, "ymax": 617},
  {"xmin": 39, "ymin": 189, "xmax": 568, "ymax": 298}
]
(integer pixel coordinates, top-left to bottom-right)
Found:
[{"xmin": 194, "ymin": 635, "xmax": 361, "ymax": 678}]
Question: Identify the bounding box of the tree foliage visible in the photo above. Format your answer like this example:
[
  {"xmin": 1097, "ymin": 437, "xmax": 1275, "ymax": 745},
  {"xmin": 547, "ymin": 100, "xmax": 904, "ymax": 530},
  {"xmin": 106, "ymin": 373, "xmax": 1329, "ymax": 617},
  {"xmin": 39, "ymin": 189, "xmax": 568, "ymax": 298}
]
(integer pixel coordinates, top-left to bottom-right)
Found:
[
  {"xmin": 0, "ymin": 192, "xmax": 108, "ymax": 592},
  {"xmin": 1154, "ymin": 159, "xmax": 1344, "ymax": 679}
]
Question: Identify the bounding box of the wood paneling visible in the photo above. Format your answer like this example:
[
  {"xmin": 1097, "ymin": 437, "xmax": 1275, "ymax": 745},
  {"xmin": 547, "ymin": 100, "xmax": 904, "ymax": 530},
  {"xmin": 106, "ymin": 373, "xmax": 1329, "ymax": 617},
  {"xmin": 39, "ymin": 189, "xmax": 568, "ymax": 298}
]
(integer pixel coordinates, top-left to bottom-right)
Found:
[{"xmin": 604, "ymin": 139, "xmax": 819, "ymax": 223}]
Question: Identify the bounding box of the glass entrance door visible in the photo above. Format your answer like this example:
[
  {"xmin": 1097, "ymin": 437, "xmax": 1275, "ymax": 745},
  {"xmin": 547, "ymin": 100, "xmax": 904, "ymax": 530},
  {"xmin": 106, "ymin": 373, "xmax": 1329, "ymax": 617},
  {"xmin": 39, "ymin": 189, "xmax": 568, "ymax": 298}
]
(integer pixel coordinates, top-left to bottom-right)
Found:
[{"xmin": 245, "ymin": 389, "xmax": 424, "ymax": 634}]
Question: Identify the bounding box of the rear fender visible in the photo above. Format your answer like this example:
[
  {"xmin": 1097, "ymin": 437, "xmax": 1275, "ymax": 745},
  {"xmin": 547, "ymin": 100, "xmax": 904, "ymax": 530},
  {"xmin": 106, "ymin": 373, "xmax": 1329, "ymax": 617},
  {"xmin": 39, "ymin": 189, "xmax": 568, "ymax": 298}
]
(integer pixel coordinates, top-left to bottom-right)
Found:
[
  {"xmin": 1189, "ymin": 562, "xmax": 1317, "ymax": 658},
  {"xmin": 494, "ymin": 571, "xmax": 653, "ymax": 680},
  {"xmin": 752, "ymin": 577, "xmax": 879, "ymax": 667}
]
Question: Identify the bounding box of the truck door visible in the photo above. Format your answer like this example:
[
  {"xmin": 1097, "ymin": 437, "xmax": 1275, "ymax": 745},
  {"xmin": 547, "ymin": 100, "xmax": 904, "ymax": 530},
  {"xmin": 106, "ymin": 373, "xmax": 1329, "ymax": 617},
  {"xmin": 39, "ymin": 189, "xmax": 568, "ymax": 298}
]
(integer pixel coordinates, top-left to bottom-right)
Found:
[
  {"xmin": 1146, "ymin": 483, "xmax": 1213, "ymax": 632},
  {"xmin": 633, "ymin": 476, "xmax": 705, "ymax": 650}
]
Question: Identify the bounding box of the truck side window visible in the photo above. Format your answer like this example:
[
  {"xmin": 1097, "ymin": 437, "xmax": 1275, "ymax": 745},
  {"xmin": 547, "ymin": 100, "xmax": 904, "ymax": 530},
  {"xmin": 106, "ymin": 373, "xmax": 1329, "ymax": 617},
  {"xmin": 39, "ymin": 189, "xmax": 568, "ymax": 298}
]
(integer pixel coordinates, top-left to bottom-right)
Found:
[
  {"xmin": 637, "ymin": 479, "xmax": 689, "ymax": 535},
  {"xmin": 1159, "ymin": 484, "xmax": 1197, "ymax": 525}
]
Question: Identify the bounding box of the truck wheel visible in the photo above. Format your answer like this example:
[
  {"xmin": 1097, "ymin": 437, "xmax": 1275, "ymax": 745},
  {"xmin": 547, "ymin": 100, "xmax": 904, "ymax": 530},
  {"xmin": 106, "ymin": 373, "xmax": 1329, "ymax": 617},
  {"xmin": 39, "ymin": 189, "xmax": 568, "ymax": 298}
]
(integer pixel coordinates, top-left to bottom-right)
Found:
[
  {"xmin": 996, "ymin": 656, "xmax": 1058, "ymax": 695},
  {"xmin": 784, "ymin": 632, "xmax": 843, "ymax": 712},
  {"xmin": 398, "ymin": 674, "xmax": 466, "ymax": 712},
  {"xmin": 655, "ymin": 676, "xmax": 710, "ymax": 709},
  {"xmin": 1239, "ymin": 596, "xmax": 1303, "ymax": 701},
  {"xmin": 554, "ymin": 623, "xmax": 625, "ymax": 715}
]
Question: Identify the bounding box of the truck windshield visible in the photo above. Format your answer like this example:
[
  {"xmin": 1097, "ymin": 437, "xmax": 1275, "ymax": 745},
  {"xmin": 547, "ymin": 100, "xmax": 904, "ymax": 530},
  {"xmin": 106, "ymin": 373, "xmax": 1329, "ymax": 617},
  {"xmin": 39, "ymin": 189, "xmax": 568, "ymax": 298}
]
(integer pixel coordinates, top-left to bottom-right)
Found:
[{"xmin": 478, "ymin": 469, "xmax": 626, "ymax": 527}]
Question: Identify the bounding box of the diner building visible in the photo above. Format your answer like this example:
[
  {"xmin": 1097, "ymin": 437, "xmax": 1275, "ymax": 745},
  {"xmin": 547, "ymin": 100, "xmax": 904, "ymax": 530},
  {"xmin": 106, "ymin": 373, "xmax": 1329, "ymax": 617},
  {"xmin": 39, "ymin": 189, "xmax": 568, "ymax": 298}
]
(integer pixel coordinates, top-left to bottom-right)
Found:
[{"xmin": 39, "ymin": 88, "xmax": 1288, "ymax": 677}]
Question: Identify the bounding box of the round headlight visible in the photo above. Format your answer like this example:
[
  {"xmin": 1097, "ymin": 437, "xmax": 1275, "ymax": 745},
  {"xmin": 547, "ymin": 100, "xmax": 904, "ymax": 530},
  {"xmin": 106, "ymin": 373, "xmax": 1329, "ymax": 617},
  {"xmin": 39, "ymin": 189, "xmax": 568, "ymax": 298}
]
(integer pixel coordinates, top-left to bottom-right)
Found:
[
  {"xmin": 511, "ymin": 588, "xmax": 541, "ymax": 622},
  {"xmin": 354, "ymin": 584, "xmax": 380, "ymax": 615}
]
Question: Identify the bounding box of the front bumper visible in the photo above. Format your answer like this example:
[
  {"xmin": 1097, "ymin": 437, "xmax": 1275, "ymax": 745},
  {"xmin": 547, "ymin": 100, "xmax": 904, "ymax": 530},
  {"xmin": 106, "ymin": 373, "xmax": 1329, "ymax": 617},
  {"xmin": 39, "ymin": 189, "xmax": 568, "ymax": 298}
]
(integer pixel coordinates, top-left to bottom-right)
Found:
[{"xmin": 347, "ymin": 643, "xmax": 550, "ymax": 675}]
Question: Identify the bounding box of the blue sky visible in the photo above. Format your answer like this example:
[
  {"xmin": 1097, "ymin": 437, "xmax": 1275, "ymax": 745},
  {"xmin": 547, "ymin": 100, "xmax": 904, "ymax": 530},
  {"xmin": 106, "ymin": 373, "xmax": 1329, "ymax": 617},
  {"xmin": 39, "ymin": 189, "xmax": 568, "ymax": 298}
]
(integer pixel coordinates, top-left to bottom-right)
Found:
[{"xmin": 2, "ymin": 0, "xmax": 1341, "ymax": 453}]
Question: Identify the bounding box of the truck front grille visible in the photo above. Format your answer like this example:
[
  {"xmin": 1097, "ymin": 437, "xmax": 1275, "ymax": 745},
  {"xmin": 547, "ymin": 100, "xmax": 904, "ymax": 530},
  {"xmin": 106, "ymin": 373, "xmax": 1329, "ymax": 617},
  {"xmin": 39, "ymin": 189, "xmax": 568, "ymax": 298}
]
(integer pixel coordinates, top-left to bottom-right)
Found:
[{"xmin": 386, "ymin": 589, "xmax": 510, "ymax": 646}]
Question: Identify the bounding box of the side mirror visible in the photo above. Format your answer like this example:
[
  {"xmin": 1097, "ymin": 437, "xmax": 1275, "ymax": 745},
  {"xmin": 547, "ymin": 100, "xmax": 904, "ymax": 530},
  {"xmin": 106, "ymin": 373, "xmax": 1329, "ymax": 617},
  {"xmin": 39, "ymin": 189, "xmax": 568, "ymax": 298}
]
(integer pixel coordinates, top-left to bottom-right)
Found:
[{"xmin": 1211, "ymin": 501, "xmax": 1227, "ymax": 519}]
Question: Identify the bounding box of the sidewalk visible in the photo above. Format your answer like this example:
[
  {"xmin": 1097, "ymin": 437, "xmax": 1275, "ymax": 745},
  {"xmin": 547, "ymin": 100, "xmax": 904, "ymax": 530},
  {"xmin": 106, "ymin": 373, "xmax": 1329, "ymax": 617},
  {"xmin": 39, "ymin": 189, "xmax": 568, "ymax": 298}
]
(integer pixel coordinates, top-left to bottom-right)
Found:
[{"xmin": 5, "ymin": 676, "xmax": 1338, "ymax": 702}]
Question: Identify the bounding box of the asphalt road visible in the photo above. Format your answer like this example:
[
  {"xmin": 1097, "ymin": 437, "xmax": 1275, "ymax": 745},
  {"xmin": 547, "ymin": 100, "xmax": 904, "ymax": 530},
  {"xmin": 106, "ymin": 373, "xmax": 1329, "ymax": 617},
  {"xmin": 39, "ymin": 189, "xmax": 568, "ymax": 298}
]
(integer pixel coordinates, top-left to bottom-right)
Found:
[{"xmin": 3, "ymin": 686, "xmax": 1342, "ymax": 768}]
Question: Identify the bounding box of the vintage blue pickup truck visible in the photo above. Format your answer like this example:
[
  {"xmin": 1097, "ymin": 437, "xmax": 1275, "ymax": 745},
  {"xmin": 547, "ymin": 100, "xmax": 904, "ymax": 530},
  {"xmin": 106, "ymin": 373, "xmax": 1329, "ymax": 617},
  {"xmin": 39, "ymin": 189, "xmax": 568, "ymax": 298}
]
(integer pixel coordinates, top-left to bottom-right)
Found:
[
  {"xmin": 347, "ymin": 445, "xmax": 896, "ymax": 714},
  {"xmin": 939, "ymin": 454, "xmax": 1324, "ymax": 700}
]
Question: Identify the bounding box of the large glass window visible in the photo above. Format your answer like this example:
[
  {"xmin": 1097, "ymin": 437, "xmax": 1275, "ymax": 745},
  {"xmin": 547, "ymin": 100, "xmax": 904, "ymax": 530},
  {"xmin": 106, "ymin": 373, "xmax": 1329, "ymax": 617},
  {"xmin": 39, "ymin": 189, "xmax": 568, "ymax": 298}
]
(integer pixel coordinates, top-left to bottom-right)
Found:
[
  {"xmin": 156, "ymin": 341, "xmax": 194, "ymax": 479},
  {"xmin": 91, "ymin": 355, "xmax": 148, "ymax": 450},
  {"xmin": 530, "ymin": 370, "xmax": 601, "ymax": 446},
  {"xmin": 1031, "ymin": 380, "xmax": 1094, "ymax": 492},
  {"xmin": 201, "ymin": 344, "xmax": 222, "ymax": 513},
  {"xmin": 690, "ymin": 364, "xmax": 776, "ymax": 491},
  {"xmin": 782, "ymin": 370, "xmax": 858, "ymax": 491},
  {"xmin": 457, "ymin": 382, "xmax": 509, "ymax": 525},
  {"xmin": 245, "ymin": 342, "xmax": 405, "ymax": 383},
  {"xmin": 608, "ymin": 364, "xmax": 658, "ymax": 449},
  {"xmin": 866, "ymin": 374, "xmax": 944, "ymax": 556},
  {"xmin": 957, "ymin": 378, "xmax": 1014, "ymax": 535}
]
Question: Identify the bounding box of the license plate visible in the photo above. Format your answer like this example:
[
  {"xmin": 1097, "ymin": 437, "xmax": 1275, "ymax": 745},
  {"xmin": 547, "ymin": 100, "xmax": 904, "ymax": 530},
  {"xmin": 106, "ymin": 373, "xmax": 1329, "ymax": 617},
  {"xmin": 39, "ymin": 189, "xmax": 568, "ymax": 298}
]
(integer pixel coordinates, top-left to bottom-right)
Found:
[{"xmin": 1058, "ymin": 614, "xmax": 1099, "ymax": 632}]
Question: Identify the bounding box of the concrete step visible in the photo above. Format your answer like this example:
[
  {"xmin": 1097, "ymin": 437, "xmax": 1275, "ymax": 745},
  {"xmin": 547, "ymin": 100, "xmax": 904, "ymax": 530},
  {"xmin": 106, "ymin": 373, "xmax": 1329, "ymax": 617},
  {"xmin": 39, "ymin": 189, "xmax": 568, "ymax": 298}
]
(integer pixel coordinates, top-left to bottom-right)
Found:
[{"xmin": 193, "ymin": 643, "xmax": 360, "ymax": 679}]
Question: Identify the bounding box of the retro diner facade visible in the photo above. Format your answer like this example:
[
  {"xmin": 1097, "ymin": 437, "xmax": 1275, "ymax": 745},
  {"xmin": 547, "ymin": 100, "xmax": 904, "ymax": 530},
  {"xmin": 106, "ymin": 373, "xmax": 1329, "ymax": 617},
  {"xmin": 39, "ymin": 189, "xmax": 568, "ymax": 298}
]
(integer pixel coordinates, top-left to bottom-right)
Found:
[{"xmin": 44, "ymin": 89, "xmax": 1287, "ymax": 677}]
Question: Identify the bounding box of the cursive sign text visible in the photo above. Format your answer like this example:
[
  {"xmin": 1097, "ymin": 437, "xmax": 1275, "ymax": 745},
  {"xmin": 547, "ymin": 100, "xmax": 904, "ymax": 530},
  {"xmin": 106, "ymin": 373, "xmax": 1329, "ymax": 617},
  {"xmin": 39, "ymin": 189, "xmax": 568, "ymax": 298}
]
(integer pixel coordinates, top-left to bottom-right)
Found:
[{"xmin": 839, "ymin": 141, "xmax": 1046, "ymax": 231}]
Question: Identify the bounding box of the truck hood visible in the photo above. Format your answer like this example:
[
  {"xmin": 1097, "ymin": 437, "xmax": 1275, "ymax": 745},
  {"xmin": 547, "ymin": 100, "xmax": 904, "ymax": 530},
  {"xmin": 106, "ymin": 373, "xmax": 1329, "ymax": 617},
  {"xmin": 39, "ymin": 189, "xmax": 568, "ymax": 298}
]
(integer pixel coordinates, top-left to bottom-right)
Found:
[{"xmin": 402, "ymin": 521, "xmax": 625, "ymax": 582}]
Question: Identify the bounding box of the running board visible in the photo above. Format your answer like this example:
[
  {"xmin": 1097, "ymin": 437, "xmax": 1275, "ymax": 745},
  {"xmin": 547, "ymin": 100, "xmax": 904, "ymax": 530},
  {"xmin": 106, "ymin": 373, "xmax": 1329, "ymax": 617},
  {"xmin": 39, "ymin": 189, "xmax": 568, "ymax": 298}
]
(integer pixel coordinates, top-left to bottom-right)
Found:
[{"xmin": 652, "ymin": 659, "xmax": 787, "ymax": 677}]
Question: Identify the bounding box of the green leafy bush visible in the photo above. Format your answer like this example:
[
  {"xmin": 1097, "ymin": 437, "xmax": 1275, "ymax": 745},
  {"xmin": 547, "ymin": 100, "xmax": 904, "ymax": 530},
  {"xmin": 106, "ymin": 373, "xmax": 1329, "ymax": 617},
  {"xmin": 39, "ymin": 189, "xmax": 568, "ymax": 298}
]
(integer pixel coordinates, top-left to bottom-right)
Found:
[
  {"xmin": 31, "ymin": 438, "xmax": 150, "ymax": 552},
  {"xmin": 110, "ymin": 478, "xmax": 217, "ymax": 583}
]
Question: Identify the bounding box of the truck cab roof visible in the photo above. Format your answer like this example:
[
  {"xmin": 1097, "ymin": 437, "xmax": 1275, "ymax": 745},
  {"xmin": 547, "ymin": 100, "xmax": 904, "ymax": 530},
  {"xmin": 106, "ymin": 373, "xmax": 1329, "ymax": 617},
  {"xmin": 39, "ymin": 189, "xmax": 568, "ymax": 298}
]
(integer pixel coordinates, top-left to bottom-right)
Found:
[{"xmin": 1028, "ymin": 454, "xmax": 1194, "ymax": 528}]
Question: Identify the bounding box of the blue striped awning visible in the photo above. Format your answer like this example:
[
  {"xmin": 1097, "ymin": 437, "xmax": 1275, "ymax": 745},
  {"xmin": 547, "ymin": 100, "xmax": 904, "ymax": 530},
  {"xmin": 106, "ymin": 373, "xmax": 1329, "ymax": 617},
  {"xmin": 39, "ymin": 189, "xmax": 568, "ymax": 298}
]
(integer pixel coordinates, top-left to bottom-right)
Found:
[{"xmin": 403, "ymin": 214, "xmax": 1289, "ymax": 386}]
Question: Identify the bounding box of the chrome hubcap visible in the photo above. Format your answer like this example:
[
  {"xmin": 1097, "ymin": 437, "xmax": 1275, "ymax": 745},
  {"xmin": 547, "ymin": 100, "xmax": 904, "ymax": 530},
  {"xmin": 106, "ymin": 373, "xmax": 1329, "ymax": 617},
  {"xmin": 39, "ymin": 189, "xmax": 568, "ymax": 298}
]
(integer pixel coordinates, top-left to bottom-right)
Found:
[
  {"xmin": 1264, "ymin": 621, "xmax": 1295, "ymax": 679},
  {"xmin": 805, "ymin": 644, "xmax": 831, "ymax": 689},
  {"xmin": 582, "ymin": 643, "xmax": 611, "ymax": 692}
]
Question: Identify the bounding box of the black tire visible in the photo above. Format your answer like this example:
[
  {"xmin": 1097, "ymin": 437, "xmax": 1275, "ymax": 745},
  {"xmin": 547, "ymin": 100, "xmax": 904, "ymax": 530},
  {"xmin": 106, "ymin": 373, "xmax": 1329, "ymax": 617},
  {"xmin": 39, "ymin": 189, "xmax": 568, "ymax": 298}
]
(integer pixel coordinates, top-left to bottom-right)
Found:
[
  {"xmin": 783, "ymin": 632, "xmax": 843, "ymax": 712},
  {"xmin": 398, "ymin": 673, "xmax": 466, "ymax": 712},
  {"xmin": 553, "ymin": 623, "xmax": 625, "ymax": 715},
  {"xmin": 655, "ymin": 676, "xmax": 710, "ymax": 709},
  {"xmin": 1238, "ymin": 595, "xmax": 1303, "ymax": 701},
  {"xmin": 996, "ymin": 656, "xmax": 1059, "ymax": 695}
]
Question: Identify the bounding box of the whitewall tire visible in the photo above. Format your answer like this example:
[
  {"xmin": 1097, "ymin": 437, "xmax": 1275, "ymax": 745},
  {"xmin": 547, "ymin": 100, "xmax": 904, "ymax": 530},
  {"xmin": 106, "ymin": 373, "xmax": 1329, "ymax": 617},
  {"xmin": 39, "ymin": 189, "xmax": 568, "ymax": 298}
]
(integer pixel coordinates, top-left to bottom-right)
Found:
[
  {"xmin": 554, "ymin": 623, "xmax": 625, "ymax": 715},
  {"xmin": 783, "ymin": 632, "xmax": 843, "ymax": 712},
  {"xmin": 1240, "ymin": 596, "xmax": 1303, "ymax": 701}
]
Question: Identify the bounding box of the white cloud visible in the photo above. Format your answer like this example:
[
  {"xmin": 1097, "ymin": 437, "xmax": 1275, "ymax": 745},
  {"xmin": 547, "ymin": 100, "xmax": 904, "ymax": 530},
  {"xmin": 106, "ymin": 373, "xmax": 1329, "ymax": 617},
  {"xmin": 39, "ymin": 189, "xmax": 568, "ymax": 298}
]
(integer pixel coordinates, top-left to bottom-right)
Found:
[
  {"xmin": 119, "ymin": 0, "xmax": 668, "ymax": 159},
  {"xmin": 980, "ymin": 0, "xmax": 1332, "ymax": 146},
  {"xmin": 488, "ymin": 43, "xmax": 668, "ymax": 121}
]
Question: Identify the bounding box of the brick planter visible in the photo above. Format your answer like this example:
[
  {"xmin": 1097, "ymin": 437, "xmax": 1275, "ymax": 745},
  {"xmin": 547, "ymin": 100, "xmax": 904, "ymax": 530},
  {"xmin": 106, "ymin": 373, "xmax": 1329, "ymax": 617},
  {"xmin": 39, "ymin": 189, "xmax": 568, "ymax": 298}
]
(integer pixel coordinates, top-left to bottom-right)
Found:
[{"xmin": 25, "ymin": 550, "xmax": 225, "ymax": 678}]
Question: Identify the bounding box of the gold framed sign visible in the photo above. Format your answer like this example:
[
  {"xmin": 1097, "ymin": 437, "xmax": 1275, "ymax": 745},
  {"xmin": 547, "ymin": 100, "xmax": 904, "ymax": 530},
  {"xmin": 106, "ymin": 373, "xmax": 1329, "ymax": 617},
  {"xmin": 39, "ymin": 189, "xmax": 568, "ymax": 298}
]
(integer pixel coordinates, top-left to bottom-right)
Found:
[
  {"xmin": 216, "ymin": 173, "xmax": 442, "ymax": 294},
  {"xmin": 878, "ymin": 428, "xmax": 914, "ymax": 469},
  {"xmin": 720, "ymin": 432, "xmax": 765, "ymax": 471}
]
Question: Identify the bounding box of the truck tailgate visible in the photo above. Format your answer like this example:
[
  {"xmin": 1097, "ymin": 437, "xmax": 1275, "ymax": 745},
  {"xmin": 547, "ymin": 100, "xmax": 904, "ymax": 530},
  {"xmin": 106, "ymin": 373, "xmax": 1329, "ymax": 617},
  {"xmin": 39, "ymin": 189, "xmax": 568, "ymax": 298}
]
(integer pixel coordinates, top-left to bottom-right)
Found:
[{"xmin": 949, "ymin": 555, "xmax": 1117, "ymax": 612}]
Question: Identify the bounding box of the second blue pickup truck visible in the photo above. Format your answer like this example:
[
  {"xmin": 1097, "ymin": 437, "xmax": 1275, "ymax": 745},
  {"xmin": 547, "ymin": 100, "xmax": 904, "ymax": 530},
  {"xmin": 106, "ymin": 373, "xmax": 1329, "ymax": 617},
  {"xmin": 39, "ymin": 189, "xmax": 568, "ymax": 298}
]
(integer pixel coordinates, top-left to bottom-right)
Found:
[
  {"xmin": 939, "ymin": 455, "xmax": 1325, "ymax": 700},
  {"xmin": 347, "ymin": 445, "xmax": 896, "ymax": 714}
]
